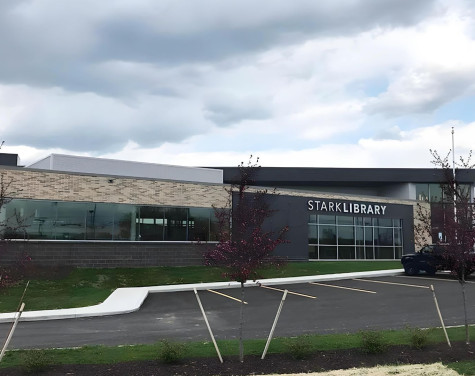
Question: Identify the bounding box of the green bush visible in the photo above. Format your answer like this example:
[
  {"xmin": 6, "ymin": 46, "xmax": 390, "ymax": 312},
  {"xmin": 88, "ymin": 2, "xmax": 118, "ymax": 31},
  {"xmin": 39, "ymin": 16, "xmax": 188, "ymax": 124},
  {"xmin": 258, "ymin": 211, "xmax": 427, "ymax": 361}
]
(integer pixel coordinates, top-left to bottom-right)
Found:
[
  {"xmin": 285, "ymin": 334, "xmax": 314, "ymax": 360},
  {"xmin": 407, "ymin": 327, "xmax": 430, "ymax": 349},
  {"xmin": 359, "ymin": 330, "xmax": 387, "ymax": 354},
  {"xmin": 157, "ymin": 339, "xmax": 186, "ymax": 364},
  {"xmin": 22, "ymin": 350, "xmax": 53, "ymax": 373}
]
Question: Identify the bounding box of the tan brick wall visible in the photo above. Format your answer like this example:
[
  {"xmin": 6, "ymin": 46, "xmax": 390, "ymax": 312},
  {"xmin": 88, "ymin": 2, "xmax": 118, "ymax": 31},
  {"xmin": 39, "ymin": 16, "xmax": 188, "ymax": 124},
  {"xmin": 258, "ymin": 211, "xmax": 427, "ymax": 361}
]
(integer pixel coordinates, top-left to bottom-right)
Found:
[
  {"xmin": 1, "ymin": 166, "xmax": 419, "ymax": 210},
  {"xmin": 0, "ymin": 167, "xmax": 230, "ymax": 208},
  {"xmin": 413, "ymin": 201, "xmax": 432, "ymax": 247}
]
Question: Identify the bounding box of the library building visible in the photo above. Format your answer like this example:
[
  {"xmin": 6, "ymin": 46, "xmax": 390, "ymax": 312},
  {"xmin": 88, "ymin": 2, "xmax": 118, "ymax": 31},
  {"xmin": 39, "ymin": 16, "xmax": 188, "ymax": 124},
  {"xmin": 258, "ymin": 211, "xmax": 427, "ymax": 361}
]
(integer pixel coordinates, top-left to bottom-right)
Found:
[{"xmin": 0, "ymin": 153, "xmax": 473, "ymax": 267}]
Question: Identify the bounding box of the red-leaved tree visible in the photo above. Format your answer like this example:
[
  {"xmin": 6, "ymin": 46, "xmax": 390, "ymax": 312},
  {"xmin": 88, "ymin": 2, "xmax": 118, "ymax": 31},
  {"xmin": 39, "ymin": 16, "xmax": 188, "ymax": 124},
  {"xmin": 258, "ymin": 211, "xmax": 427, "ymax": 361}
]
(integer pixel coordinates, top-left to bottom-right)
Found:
[
  {"xmin": 416, "ymin": 149, "xmax": 475, "ymax": 344},
  {"xmin": 204, "ymin": 156, "xmax": 289, "ymax": 362}
]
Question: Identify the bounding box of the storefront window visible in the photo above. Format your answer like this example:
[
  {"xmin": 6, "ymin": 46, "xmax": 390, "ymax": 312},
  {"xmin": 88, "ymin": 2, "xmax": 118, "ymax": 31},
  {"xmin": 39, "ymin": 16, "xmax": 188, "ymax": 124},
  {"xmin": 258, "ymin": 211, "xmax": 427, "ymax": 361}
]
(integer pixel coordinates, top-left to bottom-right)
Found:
[
  {"xmin": 319, "ymin": 246, "xmax": 337, "ymax": 259},
  {"xmin": 115, "ymin": 205, "xmax": 135, "ymax": 240},
  {"xmin": 308, "ymin": 226, "xmax": 318, "ymax": 244},
  {"xmin": 339, "ymin": 246, "xmax": 355, "ymax": 259},
  {"xmin": 1, "ymin": 199, "xmax": 215, "ymax": 242},
  {"xmin": 338, "ymin": 226, "xmax": 354, "ymax": 245},
  {"xmin": 374, "ymin": 227, "xmax": 393, "ymax": 246},
  {"xmin": 375, "ymin": 247, "xmax": 394, "ymax": 259},
  {"xmin": 137, "ymin": 206, "xmax": 165, "ymax": 241},
  {"xmin": 319, "ymin": 225, "xmax": 337, "ymax": 245},
  {"xmin": 308, "ymin": 213, "xmax": 404, "ymax": 260},
  {"xmin": 308, "ymin": 245, "xmax": 317, "ymax": 259},
  {"xmin": 188, "ymin": 208, "xmax": 212, "ymax": 242},
  {"xmin": 355, "ymin": 227, "xmax": 364, "ymax": 246},
  {"xmin": 164, "ymin": 208, "xmax": 188, "ymax": 241},
  {"xmin": 319, "ymin": 215, "xmax": 336, "ymax": 224},
  {"xmin": 365, "ymin": 246, "xmax": 374, "ymax": 259},
  {"xmin": 56, "ymin": 202, "xmax": 87, "ymax": 240},
  {"xmin": 337, "ymin": 216, "xmax": 353, "ymax": 225}
]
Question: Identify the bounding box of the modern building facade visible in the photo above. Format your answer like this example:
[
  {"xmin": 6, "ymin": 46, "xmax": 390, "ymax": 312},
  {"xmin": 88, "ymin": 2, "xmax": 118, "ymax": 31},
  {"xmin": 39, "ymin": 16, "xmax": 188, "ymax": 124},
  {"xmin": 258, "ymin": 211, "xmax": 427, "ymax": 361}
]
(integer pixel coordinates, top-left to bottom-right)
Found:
[{"xmin": 0, "ymin": 153, "xmax": 473, "ymax": 267}]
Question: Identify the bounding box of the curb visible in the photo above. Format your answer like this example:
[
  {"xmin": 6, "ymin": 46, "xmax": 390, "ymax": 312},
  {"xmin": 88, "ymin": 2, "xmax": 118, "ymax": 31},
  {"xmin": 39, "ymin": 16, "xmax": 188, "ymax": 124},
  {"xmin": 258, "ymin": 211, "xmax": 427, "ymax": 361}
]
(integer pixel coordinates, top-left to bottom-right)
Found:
[{"xmin": 0, "ymin": 269, "xmax": 404, "ymax": 323}]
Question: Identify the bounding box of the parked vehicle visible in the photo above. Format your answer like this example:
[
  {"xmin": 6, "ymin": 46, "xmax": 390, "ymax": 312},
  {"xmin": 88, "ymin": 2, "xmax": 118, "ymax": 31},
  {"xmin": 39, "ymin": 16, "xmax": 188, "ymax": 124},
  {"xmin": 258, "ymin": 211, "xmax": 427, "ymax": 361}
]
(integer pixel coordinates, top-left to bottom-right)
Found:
[{"xmin": 401, "ymin": 244, "xmax": 475, "ymax": 276}]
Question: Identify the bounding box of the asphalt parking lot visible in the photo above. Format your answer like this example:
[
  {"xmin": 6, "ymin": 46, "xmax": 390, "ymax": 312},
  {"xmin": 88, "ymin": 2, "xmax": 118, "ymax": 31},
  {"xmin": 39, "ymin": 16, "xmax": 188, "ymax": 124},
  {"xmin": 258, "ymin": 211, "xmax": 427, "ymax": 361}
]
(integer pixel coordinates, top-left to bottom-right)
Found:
[
  {"xmin": 145, "ymin": 274, "xmax": 474, "ymax": 341},
  {"xmin": 1, "ymin": 273, "xmax": 475, "ymax": 349}
]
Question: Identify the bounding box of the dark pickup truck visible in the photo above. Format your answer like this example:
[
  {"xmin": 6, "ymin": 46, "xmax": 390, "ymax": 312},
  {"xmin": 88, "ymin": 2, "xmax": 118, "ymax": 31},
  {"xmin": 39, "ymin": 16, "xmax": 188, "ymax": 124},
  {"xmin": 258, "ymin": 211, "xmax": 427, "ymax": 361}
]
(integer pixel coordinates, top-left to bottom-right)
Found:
[{"xmin": 401, "ymin": 245, "xmax": 475, "ymax": 276}]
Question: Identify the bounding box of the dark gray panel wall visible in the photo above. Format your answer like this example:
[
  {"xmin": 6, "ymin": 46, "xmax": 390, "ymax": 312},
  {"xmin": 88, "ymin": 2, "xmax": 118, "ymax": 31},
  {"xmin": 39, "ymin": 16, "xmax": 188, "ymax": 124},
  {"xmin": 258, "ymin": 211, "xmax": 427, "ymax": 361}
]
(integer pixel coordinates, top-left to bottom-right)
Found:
[
  {"xmin": 220, "ymin": 167, "xmax": 475, "ymax": 185},
  {"xmin": 259, "ymin": 194, "xmax": 415, "ymax": 260}
]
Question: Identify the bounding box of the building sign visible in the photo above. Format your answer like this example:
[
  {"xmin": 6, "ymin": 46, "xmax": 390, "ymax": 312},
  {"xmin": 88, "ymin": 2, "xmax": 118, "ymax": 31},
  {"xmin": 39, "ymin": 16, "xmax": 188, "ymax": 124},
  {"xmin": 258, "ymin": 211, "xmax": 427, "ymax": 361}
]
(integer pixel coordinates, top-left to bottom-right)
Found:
[{"xmin": 307, "ymin": 199, "xmax": 387, "ymax": 216}]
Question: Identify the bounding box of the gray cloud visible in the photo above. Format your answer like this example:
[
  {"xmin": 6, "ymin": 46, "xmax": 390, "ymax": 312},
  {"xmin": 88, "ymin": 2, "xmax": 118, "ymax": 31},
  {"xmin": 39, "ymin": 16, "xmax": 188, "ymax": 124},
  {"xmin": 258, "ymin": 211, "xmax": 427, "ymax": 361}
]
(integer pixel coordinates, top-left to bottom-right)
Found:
[
  {"xmin": 0, "ymin": 0, "xmax": 436, "ymax": 93},
  {"xmin": 365, "ymin": 68, "xmax": 475, "ymax": 117},
  {"xmin": 0, "ymin": 0, "xmax": 445, "ymax": 154},
  {"xmin": 92, "ymin": 0, "xmax": 437, "ymax": 64},
  {"xmin": 1, "ymin": 89, "xmax": 211, "ymax": 152},
  {"xmin": 204, "ymin": 96, "xmax": 272, "ymax": 126}
]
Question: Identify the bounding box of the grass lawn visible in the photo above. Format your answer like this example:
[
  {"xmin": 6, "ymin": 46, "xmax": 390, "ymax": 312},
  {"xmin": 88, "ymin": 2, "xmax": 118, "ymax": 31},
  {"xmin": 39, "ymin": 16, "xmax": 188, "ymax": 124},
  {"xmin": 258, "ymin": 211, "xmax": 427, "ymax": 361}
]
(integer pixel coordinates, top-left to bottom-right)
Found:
[
  {"xmin": 0, "ymin": 261, "xmax": 401, "ymax": 312},
  {"xmin": 0, "ymin": 326, "xmax": 471, "ymax": 370},
  {"xmin": 448, "ymin": 360, "xmax": 475, "ymax": 375}
]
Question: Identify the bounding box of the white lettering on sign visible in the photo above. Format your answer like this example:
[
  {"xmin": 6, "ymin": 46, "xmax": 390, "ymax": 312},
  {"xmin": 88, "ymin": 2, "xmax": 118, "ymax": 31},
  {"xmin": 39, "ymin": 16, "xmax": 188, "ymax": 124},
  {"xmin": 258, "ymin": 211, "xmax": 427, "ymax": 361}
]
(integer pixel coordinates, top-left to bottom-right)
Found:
[{"xmin": 307, "ymin": 199, "xmax": 387, "ymax": 216}]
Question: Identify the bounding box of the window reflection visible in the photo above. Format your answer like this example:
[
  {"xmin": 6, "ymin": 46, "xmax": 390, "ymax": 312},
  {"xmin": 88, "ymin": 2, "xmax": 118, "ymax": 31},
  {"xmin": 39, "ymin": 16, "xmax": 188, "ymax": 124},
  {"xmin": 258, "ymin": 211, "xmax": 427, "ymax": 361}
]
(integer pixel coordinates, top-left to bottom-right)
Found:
[
  {"xmin": 308, "ymin": 213, "xmax": 404, "ymax": 260},
  {"xmin": 2, "ymin": 199, "xmax": 215, "ymax": 242}
]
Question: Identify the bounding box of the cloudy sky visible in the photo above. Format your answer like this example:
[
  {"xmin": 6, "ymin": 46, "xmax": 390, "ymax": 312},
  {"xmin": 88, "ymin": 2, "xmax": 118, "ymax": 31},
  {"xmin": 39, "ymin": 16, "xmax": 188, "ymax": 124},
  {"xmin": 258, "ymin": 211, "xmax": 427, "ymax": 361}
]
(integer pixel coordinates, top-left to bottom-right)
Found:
[{"xmin": 1, "ymin": 0, "xmax": 474, "ymax": 168}]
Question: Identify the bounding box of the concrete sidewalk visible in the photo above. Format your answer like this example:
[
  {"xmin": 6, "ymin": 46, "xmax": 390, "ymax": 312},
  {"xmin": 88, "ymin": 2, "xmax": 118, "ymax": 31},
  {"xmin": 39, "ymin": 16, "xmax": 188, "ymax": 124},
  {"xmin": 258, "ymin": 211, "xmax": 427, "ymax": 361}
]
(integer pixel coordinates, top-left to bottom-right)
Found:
[{"xmin": 0, "ymin": 269, "xmax": 404, "ymax": 323}]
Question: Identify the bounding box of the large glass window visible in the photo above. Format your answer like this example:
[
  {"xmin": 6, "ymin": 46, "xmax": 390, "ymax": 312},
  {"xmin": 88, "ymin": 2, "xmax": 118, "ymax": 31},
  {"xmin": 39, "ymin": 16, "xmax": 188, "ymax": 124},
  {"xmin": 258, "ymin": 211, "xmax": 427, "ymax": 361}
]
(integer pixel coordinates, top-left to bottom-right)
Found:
[
  {"xmin": 374, "ymin": 227, "xmax": 393, "ymax": 246},
  {"xmin": 429, "ymin": 184, "xmax": 443, "ymax": 203},
  {"xmin": 319, "ymin": 246, "xmax": 337, "ymax": 259},
  {"xmin": 415, "ymin": 184, "xmax": 429, "ymax": 202},
  {"xmin": 319, "ymin": 225, "xmax": 336, "ymax": 245},
  {"xmin": 339, "ymin": 246, "xmax": 355, "ymax": 259},
  {"xmin": 375, "ymin": 247, "xmax": 394, "ymax": 259},
  {"xmin": 189, "ymin": 208, "xmax": 212, "ymax": 242},
  {"xmin": 0, "ymin": 199, "xmax": 216, "ymax": 242},
  {"xmin": 308, "ymin": 213, "xmax": 404, "ymax": 260},
  {"xmin": 116, "ymin": 205, "xmax": 135, "ymax": 240},
  {"xmin": 308, "ymin": 226, "xmax": 318, "ymax": 244},
  {"xmin": 30, "ymin": 201, "xmax": 57, "ymax": 239},
  {"xmin": 137, "ymin": 206, "xmax": 165, "ymax": 241},
  {"xmin": 416, "ymin": 183, "xmax": 472, "ymax": 203},
  {"xmin": 56, "ymin": 202, "xmax": 86, "ymax": 240},
  {"xmin": 338, "ymin": 226, "xmax": 354, "ymax": 245}
]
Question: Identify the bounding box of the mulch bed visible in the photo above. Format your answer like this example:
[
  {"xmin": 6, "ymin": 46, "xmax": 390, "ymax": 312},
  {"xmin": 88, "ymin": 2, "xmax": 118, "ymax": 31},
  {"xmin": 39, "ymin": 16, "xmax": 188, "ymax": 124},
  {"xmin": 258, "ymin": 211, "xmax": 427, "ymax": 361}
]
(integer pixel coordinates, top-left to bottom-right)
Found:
[{"xmin": 0, "ymin": 342, "xmax": 473, "ymax": 375}]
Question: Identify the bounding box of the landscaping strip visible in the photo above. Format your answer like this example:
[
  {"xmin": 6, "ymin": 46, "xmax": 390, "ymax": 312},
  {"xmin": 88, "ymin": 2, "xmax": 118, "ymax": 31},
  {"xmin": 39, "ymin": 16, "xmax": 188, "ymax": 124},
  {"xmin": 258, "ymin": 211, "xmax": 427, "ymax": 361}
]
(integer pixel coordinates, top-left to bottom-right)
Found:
[{"xmin": 0, "ymin": 326, "xmax": 473, "ymax": 369}]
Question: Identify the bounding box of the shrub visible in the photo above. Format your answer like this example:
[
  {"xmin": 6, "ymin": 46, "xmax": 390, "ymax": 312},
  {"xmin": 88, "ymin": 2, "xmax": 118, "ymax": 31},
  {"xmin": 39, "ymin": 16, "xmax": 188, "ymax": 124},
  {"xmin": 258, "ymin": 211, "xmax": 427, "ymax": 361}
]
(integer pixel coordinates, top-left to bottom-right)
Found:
[
  {"xmin": 408, "ymin": 327, "xmax": 430, "ymax": 349},
  {"xmin": 22, "ymin": 350, "xmax": 53, "ymax": 373},
  {"xmin": 359, "ymin": 330, "xmax": 387, "ymax": 354},
  {"xmin": 0, "ymin": 253, "xmax": 32, "ymax": 288},
  {"xmin": 285, "ymin": 334, "xmax": 314, "ymax": 360},
  {"xmin": 157, "ymin": 339, "xmax": 186, "ymax": 364}
]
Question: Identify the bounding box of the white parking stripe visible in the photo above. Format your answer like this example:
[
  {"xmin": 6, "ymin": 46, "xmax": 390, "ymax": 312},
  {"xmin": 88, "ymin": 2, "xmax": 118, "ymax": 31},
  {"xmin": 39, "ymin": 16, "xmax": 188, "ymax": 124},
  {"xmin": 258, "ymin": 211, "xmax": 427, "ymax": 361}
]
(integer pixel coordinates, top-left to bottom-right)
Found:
[
  {"xmin": 260, "ymin": 285, "xmax": 317, "ymax": 299},
  {"xmin": 353, "ymin": 278, "xmax": 430, "ymax": 289},
  {"xmin": 395, "ymin": 275, "xmax": 475, "ymax": 284},
  {"xmin": 395, "ymin": 275, "xmax": 459, "ymax": 283},
  {"xmin": 207, "ymin": 289, "xmax": 248, "ymax": 304},
  {"xmin": 309, "ymin": 282, "xmax": 376, "ymax": 294}
]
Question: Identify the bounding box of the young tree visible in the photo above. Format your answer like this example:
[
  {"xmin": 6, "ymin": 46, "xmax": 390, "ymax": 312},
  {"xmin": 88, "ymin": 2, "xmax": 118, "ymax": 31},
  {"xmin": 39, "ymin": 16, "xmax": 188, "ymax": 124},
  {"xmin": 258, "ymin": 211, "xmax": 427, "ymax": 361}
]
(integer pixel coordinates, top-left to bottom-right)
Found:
[
  {"xmin": 204, "ymin": 156, "xmax": 289, "ymax": 362},
  {"xmin": 415, "ymin": 149, "xmax": 475, "ymax": 344}
]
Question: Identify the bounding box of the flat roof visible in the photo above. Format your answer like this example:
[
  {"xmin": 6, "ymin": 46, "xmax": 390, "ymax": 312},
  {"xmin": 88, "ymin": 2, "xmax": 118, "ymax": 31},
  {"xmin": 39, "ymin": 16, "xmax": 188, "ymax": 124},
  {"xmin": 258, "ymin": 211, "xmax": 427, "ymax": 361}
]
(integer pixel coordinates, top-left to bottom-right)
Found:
[
  {"xmin": 219, "ymin": 167, "xmax": 475, "ymax": 187},
  {"xmin": 27, "ymin": 154, "xmax": 223, "ymax": 184}
]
